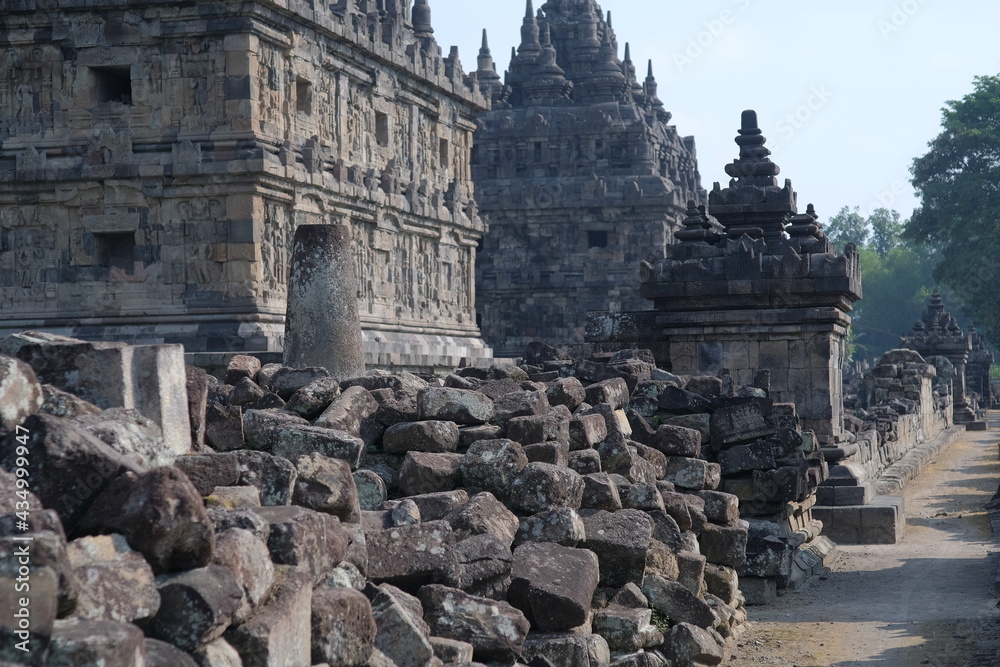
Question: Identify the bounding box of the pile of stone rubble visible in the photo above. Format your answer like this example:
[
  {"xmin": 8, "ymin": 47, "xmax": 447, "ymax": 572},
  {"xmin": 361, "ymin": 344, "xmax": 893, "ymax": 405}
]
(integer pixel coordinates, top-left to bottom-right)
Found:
[{"xmin": 1, "ymin": 333, "xmax": 832, "ymax": 667}]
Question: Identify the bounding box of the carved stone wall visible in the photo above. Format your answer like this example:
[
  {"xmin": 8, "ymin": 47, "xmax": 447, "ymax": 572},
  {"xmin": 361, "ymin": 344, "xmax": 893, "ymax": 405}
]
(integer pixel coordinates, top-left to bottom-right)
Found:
[
  {"xmin": 472, "ymin": 0, "xmax": 704, "ymax": 357},
  {"xmin": 0, "ymin": 0, "xmax": 491, "ymax": 371}
]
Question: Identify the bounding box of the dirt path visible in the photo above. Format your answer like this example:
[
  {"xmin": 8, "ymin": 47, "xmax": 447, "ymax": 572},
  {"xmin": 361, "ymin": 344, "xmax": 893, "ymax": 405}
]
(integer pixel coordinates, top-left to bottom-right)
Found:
[{"xmin": 726, "ymin": 415, "xmax": 1000, "ymax": 667}]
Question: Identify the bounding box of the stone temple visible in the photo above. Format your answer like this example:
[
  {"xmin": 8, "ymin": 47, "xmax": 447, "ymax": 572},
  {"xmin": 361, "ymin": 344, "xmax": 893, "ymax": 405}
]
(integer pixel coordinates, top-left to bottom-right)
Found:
[
  {"xmin": 472, "ymin": 0, "xmax": 705, "ymax": 357},
  {"xmin": 0, "ymin": 0, "xmax": 491, "ymax": 371}
]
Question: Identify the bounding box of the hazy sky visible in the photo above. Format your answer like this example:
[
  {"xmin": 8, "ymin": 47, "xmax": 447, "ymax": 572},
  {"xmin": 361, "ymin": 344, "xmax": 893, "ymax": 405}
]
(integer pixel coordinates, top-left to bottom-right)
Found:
[{"xmin": 428, "ymin": 0, "xmax": 1000, "ymax": 225}]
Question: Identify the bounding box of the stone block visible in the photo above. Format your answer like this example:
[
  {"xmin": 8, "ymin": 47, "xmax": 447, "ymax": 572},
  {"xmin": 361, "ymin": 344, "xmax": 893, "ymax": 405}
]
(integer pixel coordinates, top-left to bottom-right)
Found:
[
  {"xmin": 580, "ymin": 509, "xmax": 652, "ymax": 588},
  {"xmin": 740, "ymin": 576, "xmax": 778, "ymax": 605},
  {"xmin": 858, "ymin": 495, "xmax": 905, "ymax": 544},
  {"xmin": 398, "ymin": 452, "xmax": 464, "ymax": 496},
  {"xmin": 569, "ymin": 449, "xmax": 603, "ymax": 476},
  {"xmin": 570, "ymin": 413, "xmax": 609, "ymax": 451},
  {"xmin": 419, "ymin": 584, "xmax": 530, "ymax": 664},
  {"xmin": 460, "ymin": 439, "xmax": 528, "ymax": 502},
  {"xmin": 418, "ymin": 387, "xmax": 495, "ymax": 424},
  {"xmin": 310, "ymin": 586, "xmax": 377, "ymax": 666},
  {"xmin": 366, "ymin": 520, "xmax": 458, "ymax": 588},
  {"xmin": 664, "ymin": 457, "xmax": 721, "ymax": 491},
  {"xmin": 444, "ymin": 492, "xmax": 519, "ymax": 547},
  {"xmin": 521, "ymin": 633, "xmax": 611, "ymax": 667},
  {"xmin": 383, "ymin": 420, "xmax": 460, "ymax": 454},
  {"xmin": 225, "ymin": 566, "xmax": 313, "ymax": 667},
  {"xmin": 509, "ymin": 542, "xmax": 599, "ymax": 632},
  {"xmin": 510, "ymin": 462, "xmax": 585, "ymax": 514}
]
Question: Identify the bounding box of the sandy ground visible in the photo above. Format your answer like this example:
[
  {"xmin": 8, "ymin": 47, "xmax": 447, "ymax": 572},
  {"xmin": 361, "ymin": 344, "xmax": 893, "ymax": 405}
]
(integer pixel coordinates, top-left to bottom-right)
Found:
[{"xmin": 725, "ymin": 415, "xmax": 1000, "ymax": 667}]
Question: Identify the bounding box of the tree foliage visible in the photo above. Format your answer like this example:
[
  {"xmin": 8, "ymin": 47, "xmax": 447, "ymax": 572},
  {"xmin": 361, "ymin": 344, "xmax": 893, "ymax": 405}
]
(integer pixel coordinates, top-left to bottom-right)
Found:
[
  {"xmin": 907, "ymin": 74, "xmax": 1000, "ymax": 346},
  {"xmin": 822, "ymin": 206, "xmax": 936, "ymax": 362}
]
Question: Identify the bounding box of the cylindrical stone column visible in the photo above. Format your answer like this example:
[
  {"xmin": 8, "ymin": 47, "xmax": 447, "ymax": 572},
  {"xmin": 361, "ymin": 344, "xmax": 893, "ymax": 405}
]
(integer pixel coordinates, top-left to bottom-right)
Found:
[{"xmin": 283, "ymin": 224, "xmax": 365, "ymax": 381}]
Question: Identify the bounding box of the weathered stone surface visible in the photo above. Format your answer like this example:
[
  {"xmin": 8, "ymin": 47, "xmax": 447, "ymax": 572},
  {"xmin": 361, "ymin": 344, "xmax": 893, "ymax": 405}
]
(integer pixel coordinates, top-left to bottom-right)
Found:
[
  {"xmin": 676, "ymin": 550, "xmax": 708, "ymax": 597},
  {"xmin": 406, "ymin": 490, "xmax": 469, "ymax": 521},
  {"xmin": 383, "ymin": 420, "xmax": 460, "ymax": 454},
  {"xmin": 206, "ymin": 507, "xmax": 270, "ymax": 545},
  {"xmin": 38, "ymin": 383, "xmax": 102, "ymax": 420},
  {"xmin": 293, "ymin": 453, "xmax": 361, "ymax": 523},
  {"xmin": 522, "ymin": 633, "xmax": 611, "ymax": 667},
  {"xmin": 146, "ymin": 637, "xmax": 200, "ymax": 667},
  {"xmin": 228, "ymin": 377, "xmax": 268, "ymax": 407},
  {"xmin": 460, "ymin": 439, "xmax": 528, "ymax": 502},
  {"xmin": 45, "ymin": 618, "xmax": 146, "ymax": 667},
  {"xmin": 718, "ymin": 441, "xmax": 777, "ymax": 475},
  {"xmin": 254, "ymin": 505, "xmax": 346, "ymax": 584},
  {"xmin": 699, "ymin": 522, "xmax": 748, "ymax": 569},
  {"xmin": 645, "ymin": 540, "xmax": 680, "ymax": 581},
  {"xmin": 399, "ymin": 452, "xmax": 464, "ymax": 496},
  {"xmin": 418, "ymin": 387, "xmax": 495, "ymax": 425},
  {"xmin": 354, "ymin": 469, "xmax": 388, "ymax": 510},
  {"xmin": 698, "ymin": 491, "xmax": 741, "ymax": 524},
  {"xmin": 509, "ymin": 542, "xmax": 599, "ymax": 632},
  {"xmin": 592, "ymin": 606, "xmax": 659, "ymax": 652},
  {"xmin": 580, "ymin": 509, "xmax": 652, "ymax": 588},
  {"xmin": 207, "ymin": 486, "xmax": 261, "ymax": 510},
  {"xmin": 0, "ymin": 355, "xmax": 42, "ymax": 434},
  {"xmin": 599, "ymin": 441, "xmax": 657, "ymax": 486},
  {"xmin": 431, "ymin": 636, "xmax": 475, "ymax": 663},
  {"xmin": 514, "ymin": 508, "xmax": 586, "ymax": 547},
  {"xmin": 9, "ymin": 335, "xmax": 192, "ymax": 460},
  {"xmin": 493, "ymin": 390, "xmax": 549, "ymax": 423},
  {"xmin": 508, "ymin": 411, "xmax": 570, "ymax": 447},
  {"xmin": 546, "ymin": 377, "xmax": 587, "ymax": 411},
  {"xmin": 660, "ymin": 491, "xmax": 694, "ymax": 532},
  {"xmin": 242, "ymin": 409, "xmax": 309, "ymax": 450},
  {"xmin": 66, "ymin": 533, "xmax": 160, "ymax": 623},
  {"xmin": 585, "ymin": 378, "xmax": 630, "ymax": 411},
  {"xmin": 510, "ymin": 462, "xmax": 585, "ymax": 514},
  {"xmin": 205, "ymin": 402, "xmax": 245, "ymax": 452},
  {"xmin": 651, "ymin": 424, "xmax": 702, "ymax": 458},
  {"xmin": 286, "ymin": 376, "xmax": 342, "ymax": 420},
  {"xmin": 151, "ymin": 565, "xmax": 243, "ymax": 652},
  {"xmin": 311, "ymin": 585, "xmax": 377, "ymax": 666},
  {"xmin": 664, "ymin": 457, "xmax": 721, "ymax": 491},
  {"xmin": 236, "ymin": 450, "xmax": 297, "ymax": 506},
  {"xmin": 370, "ymin": 584, "xmax": 436, "ymax": 667},
  {"xmin": 453, "ymin": 534, "xmax": 513, "ymax": 600},
  {"xmin": 569, "ymin": 449, "xmax": 603, "ymax": 476},
  {"xmin": 658, "ymin": 386, "xmax": 713, "ymax": 415},
  {"xmin": 265, "ymin": 424, "xmax": 363, "ymax": 472},
  {"xmin": 193, "ymin": 637, "xmax": 243, "ymax": 667},
  {"xmin": 225, "ymin": 566, "xmax": 313, "ymax": 667},
  {"xmin": 69, "ymin": 407, "xmax": 169, "ymax": 470},
  {"xmin": 268, "ymin": 366, "xmax": 333, "ymax": 400},
  {"xmin": 704, "ymin": 564, "xmax": 740, "ymax": 606},
  {"xmin": 367, "ymin": 520, "xmax": 458, "ymax": 589},
  {"xmin": 445, "ymin": 492, "xmax": 520, "ymax": 548},
  {"xmin": 581, "ymin": 472, "xmax": 623, "ymax": 511},
  {"xmin": 173, "ymin": 452, "xmax": 241, "ymax": 497},
  {"xmin": 569, "ymin": 413, "xmax": 609, "ymax": 451},
  {"xmin": 212, "ymin": 528, "xmax": 275, "ymax": 625},
  {"xmin": 420, "ymin": 584, "xmax": 530, "ymax": 664},
  {"xmin": 315, "ymin": 385, "xmax": 381, "ymax": 443},
  {"xmin": 523, "ymin": 441, "xmax": 571, "ymax": 467},
  {"xmin": 226, "ymin": 356, "xmax": 262, "ymax": 386},
  {"xmin": 642, "ymin": 574, "xmax": 715, "ymax": 629},
  {"xmin": 0, "ymin": 413, "xmax": 143, "ymax": 531},
  {"xmin": 665, "ymin": 623, "xmax": 724, "ymax": 666}
]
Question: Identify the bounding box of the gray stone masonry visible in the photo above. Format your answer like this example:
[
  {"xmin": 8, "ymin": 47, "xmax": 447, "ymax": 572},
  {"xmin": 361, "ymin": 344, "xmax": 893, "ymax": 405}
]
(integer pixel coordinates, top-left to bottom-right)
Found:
[
  {"xmin": 0, "ymin": 0, "xmax": 491, "ymax": 372},
  {"xmin": 473, "ymin": 0, "xmax": 705, "ymax": 356},
  {"xmin": 588, "ymin": 110, "xmax": 862, "ymax": 444}
]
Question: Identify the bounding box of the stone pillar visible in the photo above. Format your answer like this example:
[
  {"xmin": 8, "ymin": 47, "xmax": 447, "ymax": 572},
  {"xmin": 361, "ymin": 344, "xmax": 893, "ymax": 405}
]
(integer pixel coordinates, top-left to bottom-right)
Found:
[{"xmin": 283, "ymin": 224, "xmax": 365, "ymax": 381}]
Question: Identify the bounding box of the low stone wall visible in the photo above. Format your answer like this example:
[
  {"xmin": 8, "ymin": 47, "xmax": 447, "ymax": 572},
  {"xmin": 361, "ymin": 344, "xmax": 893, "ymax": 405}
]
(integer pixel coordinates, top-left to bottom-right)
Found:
[{"xmin": 814, "ymin": 349, "xmax": 955, "ymax": 545}]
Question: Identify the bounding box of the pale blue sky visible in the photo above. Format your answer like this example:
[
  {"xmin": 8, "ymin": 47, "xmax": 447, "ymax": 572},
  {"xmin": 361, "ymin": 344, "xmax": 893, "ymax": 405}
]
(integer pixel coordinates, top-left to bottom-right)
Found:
[{"xmin": 429, "ymin": 0, "xmax": 1000, "ymax": 225}]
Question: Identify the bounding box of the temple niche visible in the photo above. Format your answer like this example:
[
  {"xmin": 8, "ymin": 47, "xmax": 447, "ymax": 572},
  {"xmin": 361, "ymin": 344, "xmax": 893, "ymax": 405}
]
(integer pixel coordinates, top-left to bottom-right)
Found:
[
  {"xmin": 0, "ymin": 0, "xmax": 491, "ymax": 371},
  {"xmin": 472, "ymin": 0, "xmax": 705, "ymax": 357}
]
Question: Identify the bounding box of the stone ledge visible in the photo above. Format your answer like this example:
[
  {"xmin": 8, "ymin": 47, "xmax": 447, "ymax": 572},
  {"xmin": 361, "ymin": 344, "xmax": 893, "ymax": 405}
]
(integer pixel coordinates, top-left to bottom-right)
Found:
[{"xmin": 875, "ymin": 426, "xmax": 964, "ymax": 496}]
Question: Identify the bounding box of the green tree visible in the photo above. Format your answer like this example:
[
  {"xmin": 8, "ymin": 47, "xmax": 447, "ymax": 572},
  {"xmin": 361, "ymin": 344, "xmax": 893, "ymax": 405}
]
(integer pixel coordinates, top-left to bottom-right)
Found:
[
  {"xmin": 868, "ymin": 207, "xmax": 904, "ymax": 258},
  {"xmin": 825, "ymin": 205, "xmax": 868, "ymax": 250},
  {"xmin": 907, "ymin": 74, "xmax": 1000, "ymax": 346}
]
